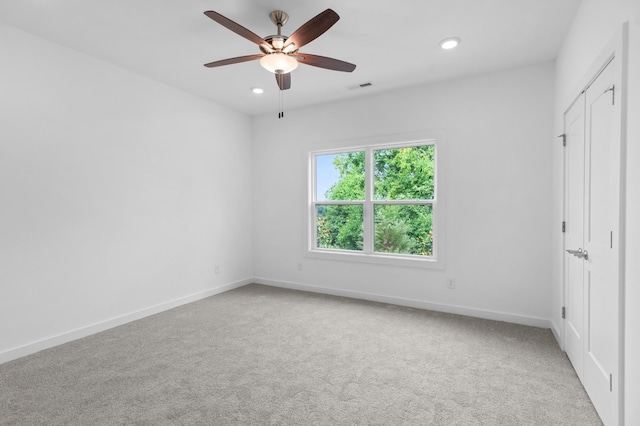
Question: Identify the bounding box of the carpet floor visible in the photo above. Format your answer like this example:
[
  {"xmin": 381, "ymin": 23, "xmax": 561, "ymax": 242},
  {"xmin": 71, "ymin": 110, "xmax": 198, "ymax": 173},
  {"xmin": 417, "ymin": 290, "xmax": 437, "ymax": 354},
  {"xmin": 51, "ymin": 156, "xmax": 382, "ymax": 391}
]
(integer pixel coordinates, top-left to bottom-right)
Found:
[{"xmin": 0, "ymin": 284, "xmax": 602, "ymax": 425}]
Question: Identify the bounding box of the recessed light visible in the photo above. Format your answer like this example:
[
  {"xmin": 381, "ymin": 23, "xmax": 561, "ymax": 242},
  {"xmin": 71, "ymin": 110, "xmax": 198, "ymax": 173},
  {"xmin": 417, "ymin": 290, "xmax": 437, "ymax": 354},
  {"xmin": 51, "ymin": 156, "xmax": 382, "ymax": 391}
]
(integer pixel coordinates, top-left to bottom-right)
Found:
[
  {"xmin": 251, "ymin": 87, "xmax": 264, "ymax": 94},
  {"xmin": 440, "ymin": 37, "xmax": 461, "ymax": 50}
]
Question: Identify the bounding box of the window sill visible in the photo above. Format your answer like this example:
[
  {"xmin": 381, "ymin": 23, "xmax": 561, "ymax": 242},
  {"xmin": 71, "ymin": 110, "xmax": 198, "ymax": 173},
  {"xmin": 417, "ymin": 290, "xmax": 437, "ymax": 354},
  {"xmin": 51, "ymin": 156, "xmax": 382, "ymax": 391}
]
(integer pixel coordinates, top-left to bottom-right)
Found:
[{"xmin": 305, "ymin": 248, "xmax": 444, "ymax": 270}]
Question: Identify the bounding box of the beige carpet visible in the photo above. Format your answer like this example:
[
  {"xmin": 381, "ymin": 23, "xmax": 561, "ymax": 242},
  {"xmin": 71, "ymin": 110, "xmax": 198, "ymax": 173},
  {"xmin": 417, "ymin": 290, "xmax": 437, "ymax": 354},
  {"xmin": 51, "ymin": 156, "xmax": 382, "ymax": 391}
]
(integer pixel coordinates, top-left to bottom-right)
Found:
[{"xmin": 0, "ymin": 284, "xmax": 602, "ymax": 425}]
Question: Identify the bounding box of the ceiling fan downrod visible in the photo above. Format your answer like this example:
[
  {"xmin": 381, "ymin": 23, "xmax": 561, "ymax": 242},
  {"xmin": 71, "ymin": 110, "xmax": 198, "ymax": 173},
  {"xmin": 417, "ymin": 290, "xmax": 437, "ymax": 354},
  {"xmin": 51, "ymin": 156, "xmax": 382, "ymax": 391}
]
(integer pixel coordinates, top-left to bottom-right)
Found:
[{"xmin": 269, "ymin": 10, "xmax": 288, "ymax": 36}]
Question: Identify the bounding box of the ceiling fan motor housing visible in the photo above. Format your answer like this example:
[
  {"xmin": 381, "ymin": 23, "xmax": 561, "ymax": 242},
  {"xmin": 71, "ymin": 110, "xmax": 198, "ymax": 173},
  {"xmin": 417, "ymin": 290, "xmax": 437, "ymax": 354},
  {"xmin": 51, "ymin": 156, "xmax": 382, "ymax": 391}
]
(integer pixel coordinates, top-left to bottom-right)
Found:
[
  {"xmin": 261, "ymin": 11, "xmax": 294, "ymax": 54},
  {"xmin": 260, "ymin": 35, "xmax": 290, "ymax": 53}
]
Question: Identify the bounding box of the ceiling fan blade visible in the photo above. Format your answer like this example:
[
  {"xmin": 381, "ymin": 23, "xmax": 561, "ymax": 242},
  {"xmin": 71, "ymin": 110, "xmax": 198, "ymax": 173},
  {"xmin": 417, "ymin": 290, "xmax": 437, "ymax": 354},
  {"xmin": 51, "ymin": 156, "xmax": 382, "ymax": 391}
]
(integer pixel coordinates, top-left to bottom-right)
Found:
[
  {"xmin": 204, "ymin": 54, "xmax": 264, "ymax": 68},
  {"xmin": 284, "ymin": 9, "xmax": 339, "ymax": 50},
  {"xmin": 204, "ymin": 11, "xmax": 272, "ymax": 52},
  {"xmin": 275, "ymin": 73, "xmax": 291, "ymax": 90},
  {"xmin": 297, "ymin": 53, "xmax": 356, "ymax": 72}
]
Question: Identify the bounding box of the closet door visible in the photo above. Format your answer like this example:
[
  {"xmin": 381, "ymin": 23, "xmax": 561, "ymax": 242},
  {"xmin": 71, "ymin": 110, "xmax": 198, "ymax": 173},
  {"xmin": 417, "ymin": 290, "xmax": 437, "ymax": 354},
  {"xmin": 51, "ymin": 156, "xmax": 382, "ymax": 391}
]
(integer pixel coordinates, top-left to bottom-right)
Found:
[
  {"xmin": 563, "ymin": 92, "xmax": 586, "ymax": 381},
  {"xmin": 582, "ymin": 57, "xmax": 619, "ymax": 426},
  {"xmin": 563, "ymin": 57, "xmax": 620, "ymax": 426}
]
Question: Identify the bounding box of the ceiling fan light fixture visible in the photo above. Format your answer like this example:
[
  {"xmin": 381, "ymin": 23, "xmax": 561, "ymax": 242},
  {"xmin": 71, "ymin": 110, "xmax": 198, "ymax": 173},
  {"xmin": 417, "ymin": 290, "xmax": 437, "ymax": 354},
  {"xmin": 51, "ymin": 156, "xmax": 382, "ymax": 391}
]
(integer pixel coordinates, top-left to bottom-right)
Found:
[
  {"xmin": 440, "ymin": 37, "xmax": 461, "ymax": 50},
  {"xmin": 271, "ymin": 37, "xmax": 285, "ymax": 50},
  {"xmin": 260, "ymin": 52, "xmax": 299, "ymax": 74}
]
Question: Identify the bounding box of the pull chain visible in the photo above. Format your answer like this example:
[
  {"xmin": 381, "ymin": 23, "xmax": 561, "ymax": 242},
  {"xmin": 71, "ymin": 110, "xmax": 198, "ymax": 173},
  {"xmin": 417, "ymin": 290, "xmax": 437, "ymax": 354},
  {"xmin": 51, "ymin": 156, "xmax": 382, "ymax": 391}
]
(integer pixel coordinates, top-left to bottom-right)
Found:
[{"xmin": 278, "ymin": 89, "xmax": 285, "ymax": 119}]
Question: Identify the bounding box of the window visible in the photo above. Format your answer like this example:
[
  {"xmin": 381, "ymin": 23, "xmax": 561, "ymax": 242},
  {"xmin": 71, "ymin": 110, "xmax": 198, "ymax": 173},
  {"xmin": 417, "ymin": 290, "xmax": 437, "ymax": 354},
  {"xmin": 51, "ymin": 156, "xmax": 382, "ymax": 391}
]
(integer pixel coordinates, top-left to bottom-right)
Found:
[{"xmin": 308, "ymin": 135, "xmax": 443, "ymax": 268}]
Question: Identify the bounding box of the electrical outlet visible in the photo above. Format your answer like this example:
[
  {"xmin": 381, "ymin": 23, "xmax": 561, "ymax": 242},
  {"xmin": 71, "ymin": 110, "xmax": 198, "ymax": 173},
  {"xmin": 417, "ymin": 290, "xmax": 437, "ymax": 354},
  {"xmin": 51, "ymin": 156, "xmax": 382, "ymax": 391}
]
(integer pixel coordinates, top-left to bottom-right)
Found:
[
  {"xmin": 296, "ymin": 262, "xmax": 303, "ymax": 271},
  {"xmin": 214, "ymin": 264, "xmax": 220, "ymax": 274},
  {"xmin": 447, "ymin": 279, "xmax": 456, "ymax": 289}
]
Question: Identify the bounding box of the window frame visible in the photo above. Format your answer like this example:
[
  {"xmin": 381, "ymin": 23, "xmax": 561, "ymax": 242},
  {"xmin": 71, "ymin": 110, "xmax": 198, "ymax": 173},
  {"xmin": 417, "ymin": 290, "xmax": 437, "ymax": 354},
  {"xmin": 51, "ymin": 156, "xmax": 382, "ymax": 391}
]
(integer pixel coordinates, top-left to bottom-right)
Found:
[{"xmin": 305, "ymin": 132, "xmax": 445, "ymax": 269}]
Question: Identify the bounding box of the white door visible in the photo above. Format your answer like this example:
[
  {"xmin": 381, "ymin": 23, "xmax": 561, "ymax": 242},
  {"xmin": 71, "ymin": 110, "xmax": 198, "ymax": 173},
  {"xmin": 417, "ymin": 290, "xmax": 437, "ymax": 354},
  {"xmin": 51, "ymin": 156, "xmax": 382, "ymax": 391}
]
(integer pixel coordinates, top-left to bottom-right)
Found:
[
  {"xmin": 563, "ymin": 92, "xmax": 585, "ymax": 380},
  {"xmin": 564, "ymin": 57, "xmax": 620, "ymax": 426},
  {"xmin": 583, "ymin": 58, "xmax": 619, "ymax": 426}
]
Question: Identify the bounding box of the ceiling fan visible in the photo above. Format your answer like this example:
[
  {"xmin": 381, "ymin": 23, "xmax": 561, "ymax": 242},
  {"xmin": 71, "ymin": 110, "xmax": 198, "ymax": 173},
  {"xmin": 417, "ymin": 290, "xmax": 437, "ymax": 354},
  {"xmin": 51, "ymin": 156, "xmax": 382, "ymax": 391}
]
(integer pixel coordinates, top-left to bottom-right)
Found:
[{"xmin": 203, "ymin": 8, "xmax": 356, "ymax": 91}]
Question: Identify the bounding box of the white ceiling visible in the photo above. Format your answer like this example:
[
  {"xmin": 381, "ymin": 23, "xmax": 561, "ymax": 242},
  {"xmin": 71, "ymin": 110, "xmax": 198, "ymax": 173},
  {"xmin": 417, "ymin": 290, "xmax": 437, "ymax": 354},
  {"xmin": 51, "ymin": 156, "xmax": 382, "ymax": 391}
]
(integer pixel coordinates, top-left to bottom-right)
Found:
[{"xmin": 0, "ymin": 0, "xmax": 582, "ymax": 116}]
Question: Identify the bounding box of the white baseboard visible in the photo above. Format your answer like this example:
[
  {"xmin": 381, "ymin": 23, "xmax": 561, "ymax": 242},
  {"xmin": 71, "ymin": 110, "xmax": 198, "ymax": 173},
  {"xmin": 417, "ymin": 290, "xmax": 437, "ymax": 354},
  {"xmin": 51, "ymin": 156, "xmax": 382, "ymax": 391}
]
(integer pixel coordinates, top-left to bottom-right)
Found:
[
  {"xmin": 254, "ymin": 277, "xmax": 553, "ymax": 329},
  {"xmin": 2, "ymin": 276, "xmax": 556, "ymax": 365},
  {"xmin": 0, "ymin": 279, "xmax": 251, "ymax": 365}
]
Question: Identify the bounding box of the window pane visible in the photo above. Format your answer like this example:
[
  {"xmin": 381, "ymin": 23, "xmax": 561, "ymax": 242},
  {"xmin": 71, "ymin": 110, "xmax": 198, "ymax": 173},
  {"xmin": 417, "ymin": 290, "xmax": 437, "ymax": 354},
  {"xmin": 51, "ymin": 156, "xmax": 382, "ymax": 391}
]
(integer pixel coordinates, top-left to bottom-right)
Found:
[
  {"xmin": 374, "ymin": 145, "xmax": 435, "ymax": 200},
  {"xmin": 316, "ymin": 204, "xmax": 363, "ymax": 251},
  {"xmin": 316, "ymin": 151, "xmax": 365, "ymax": 201},
  {"xmin": 374, "ymin": 204, "xmax": 433, "ymax": 256}
]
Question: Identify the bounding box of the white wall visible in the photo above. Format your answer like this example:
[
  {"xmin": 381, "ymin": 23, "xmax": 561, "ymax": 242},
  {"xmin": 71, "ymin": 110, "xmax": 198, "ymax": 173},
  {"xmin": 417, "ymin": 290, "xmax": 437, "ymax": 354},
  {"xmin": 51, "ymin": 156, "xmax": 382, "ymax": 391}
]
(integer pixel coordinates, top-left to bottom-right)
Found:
[
  {"xmin": 552, "ymin": 0, "xmax": 640, "ymax": 424},
  {"xmin": 0, "ymin": 25, "xmax": 254, "ymax": 362},
  {"xmin": 252, "ymin": 62, "xmax": 555, "ymax": 327}
]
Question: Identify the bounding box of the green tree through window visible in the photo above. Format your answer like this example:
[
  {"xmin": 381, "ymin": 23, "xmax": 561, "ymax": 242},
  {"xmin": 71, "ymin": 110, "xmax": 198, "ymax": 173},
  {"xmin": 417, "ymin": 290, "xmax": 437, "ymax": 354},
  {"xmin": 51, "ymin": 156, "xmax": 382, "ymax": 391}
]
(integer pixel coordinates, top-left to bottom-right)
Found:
[{"xmin": 315, "ymin": 144, "xmax": 436, "ymax": 257}]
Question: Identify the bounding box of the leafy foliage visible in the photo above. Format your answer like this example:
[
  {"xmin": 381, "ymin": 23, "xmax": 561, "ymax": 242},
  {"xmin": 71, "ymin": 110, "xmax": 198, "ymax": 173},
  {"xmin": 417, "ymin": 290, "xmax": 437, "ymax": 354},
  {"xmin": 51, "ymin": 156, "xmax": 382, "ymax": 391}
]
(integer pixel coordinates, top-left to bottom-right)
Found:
[
  {"xmin": 374, "ymin": 146, "xmax": 435, "ymax": 200},
  {"xmin": 375, "ymin": 204, "xmax": 433, "ymax": 256},
  {"xmin": 329, "ymin": 152, "xmax": 366, "ymax": 200},
  {"xmin": 374, "ymin": 218, "xmax": 411, "ymax": 253},
  {"xmin": 317, "ymin": 146, "xmax": 435, "ymax": 256}
]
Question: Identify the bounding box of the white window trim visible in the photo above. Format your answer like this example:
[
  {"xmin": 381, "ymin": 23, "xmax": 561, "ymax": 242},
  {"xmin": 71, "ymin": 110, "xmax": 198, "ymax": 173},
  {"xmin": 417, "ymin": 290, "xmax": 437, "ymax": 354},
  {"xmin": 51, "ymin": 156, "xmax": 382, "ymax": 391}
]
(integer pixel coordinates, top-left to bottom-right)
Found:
[{"xmin": 304, "ymin": 131, "xmax": 446, "ymax": 269}]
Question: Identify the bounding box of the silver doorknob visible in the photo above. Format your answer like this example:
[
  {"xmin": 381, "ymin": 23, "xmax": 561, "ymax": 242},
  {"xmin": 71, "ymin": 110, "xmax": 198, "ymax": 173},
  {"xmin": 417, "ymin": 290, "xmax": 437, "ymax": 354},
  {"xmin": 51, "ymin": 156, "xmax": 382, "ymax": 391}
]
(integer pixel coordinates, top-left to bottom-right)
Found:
[{"xmin": 566, "ymin": 248, "xmax": 589, "ymax": 260}]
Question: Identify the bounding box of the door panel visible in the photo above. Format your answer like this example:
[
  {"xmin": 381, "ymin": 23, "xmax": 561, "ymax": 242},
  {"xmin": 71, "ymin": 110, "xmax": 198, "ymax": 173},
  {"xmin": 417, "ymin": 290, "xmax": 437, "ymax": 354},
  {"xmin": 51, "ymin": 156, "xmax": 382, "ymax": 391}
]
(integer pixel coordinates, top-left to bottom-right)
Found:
[
  {"xmin": 583, "ymin": 57, "xmax": 618, "ymax": 426},
  {"xmin": 563, "ymin": 93, "xmax": 585, "ymax": 379},
  {"xmin": 587, "ymin": 271, "xmax": 616, "ymax": 374},
  {"xmin": 587, "ymin": 84, "xmax": 614, "ymax": 248}
]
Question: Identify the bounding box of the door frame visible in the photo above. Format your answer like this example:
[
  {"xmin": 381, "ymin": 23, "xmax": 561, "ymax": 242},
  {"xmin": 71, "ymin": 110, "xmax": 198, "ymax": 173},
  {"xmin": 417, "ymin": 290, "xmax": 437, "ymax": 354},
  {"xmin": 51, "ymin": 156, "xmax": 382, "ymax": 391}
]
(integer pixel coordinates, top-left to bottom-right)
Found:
[{"xmin": 561, "ymin": 23, "xmax": 628, "ymax": 424}]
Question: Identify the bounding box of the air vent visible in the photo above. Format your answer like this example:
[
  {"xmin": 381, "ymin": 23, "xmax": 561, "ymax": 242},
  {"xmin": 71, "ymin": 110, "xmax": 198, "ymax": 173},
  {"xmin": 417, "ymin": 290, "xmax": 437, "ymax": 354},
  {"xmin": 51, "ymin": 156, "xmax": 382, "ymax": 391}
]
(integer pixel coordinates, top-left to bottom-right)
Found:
[{"xmin": 347, "ymin": 82, "xmax": 373, "ymax": 90}]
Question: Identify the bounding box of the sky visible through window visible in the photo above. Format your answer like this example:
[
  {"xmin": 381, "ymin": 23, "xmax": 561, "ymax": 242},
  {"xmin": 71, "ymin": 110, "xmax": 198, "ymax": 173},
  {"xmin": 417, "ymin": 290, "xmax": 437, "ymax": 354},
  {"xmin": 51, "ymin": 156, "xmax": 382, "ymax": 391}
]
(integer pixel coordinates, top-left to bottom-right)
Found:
[{"xmin": 315, "ymin": 154, "xmax": 339, "ymax": 201}]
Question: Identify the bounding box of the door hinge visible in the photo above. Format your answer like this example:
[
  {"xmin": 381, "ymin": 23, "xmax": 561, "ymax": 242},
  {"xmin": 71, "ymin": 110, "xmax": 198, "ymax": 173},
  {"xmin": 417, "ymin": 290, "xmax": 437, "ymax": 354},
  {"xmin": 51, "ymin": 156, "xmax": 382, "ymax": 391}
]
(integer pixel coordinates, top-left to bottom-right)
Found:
[
  {"xmin": 562, "ymin": 307, "xmax": 566, "ymax": 319},
  {"xmin": 562, "ymin": 221, "xmax": 566, "ymax": 233},
  {"xmin": 610, "ymin": 374, "xmax": 613, "ymax": 392},
  {"xmin": 605, "ymin": 84, "xmax": 615, "ymax": 105},
  {"xmin": 558, "ymin": 134, "xmax": 566, "ymax": 146}
]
